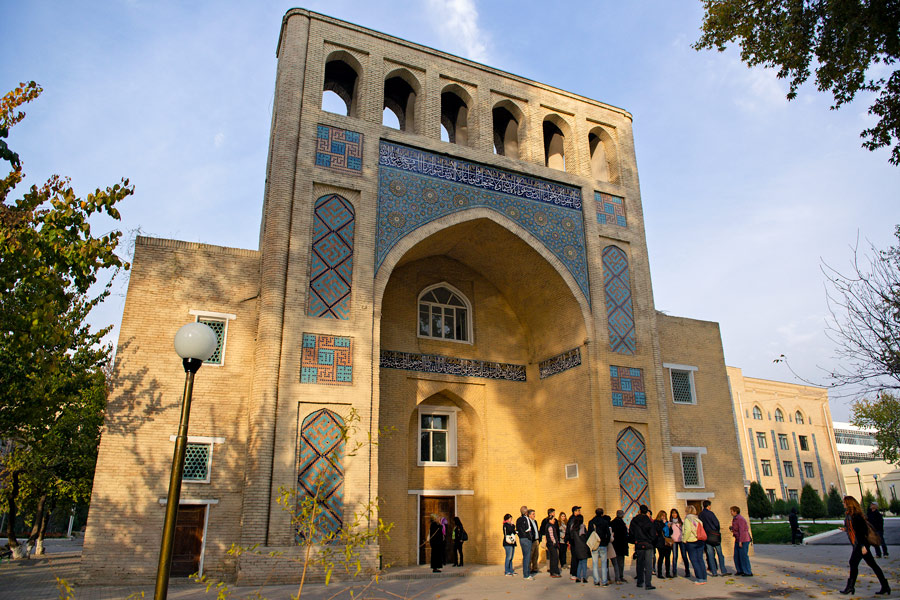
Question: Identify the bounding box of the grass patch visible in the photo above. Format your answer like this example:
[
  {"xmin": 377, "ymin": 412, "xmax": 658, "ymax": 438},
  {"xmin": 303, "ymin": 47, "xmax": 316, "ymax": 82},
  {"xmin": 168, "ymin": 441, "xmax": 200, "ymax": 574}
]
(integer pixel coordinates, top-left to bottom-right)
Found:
[{"xmin": 749, "ymin": 522, "xmax": 842, "ymax": 544}]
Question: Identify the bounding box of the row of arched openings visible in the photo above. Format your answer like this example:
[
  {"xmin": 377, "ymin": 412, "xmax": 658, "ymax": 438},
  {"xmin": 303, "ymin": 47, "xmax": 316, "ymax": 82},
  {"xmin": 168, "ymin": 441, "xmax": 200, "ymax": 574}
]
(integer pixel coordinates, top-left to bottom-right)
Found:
[
  {"xmin": 321, "ymin": 52, "xmax": 619, "ymax": 182},
  {"xmin": 751, "ymin": 406, "xmax": 808, "ymax": 424}
]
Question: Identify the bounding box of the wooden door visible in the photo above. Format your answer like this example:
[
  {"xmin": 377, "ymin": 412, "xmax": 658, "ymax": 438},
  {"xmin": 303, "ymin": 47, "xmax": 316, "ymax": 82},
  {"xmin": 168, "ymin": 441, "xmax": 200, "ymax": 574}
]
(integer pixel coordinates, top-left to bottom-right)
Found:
[
  {"xmin": 686, "ymin": 500, "xmax": 703, "ymax": 515},
  {"xmin": 419, "ymin": 496, "xmax": 454, "ymax": 565},
  {"xmin": 171, "ymin": 505, "xmax": 205, "ymax": 577}
]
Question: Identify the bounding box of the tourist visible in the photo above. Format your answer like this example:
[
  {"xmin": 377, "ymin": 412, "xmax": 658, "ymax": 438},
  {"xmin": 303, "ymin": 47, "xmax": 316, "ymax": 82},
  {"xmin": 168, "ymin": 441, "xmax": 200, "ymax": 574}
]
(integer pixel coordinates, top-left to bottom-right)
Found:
[
  {"xmin": 569, "ymin": 513, "xmax": 590, "ymax": 583},
  {"xmin": 502, "ymin": 513, "xmax": 517, "ymax": 576},
  {"xmin": 452, "ymin": 516, "xmax": 466, "ymax": 567},
  {"xmin": 610, "ymin": 510, "xmax": 629, "ymax": 583},
  {"xmin": 728, "ymin": 505, "xmax": 752, "ymax": 576},
  {"xmin": 557, "ymin": 512, "xmax": 569, "ymax": 568},
  {"xmin": 654, "ymin": 510, "xmax": 672, "ymax": 578},
  {"xmin": 699, "ymin": 500, "xmax": 729, "ymax": 576},
  {"xmin": 516, "ymin": 506, "xmax": 539, "ymax": 580},
  {"xmin": 442, "ymin": 517, "xmax": 453, "ymax": 568},
  {"xmin": 629, "ymin": 504, "xmax": 657, "ymax": 590},
  {"xmin": 538, "ymin": 508, "xmax": 555, "ymax": 573},
  {"xmin": 546, "ymin": 515, "xmax": 562, "ymax": 577},
  {"xmin": 683, "ymin": 505, "xmax": 707, "ymax": 584},
  {"xmin": 839, "ymin": 496, "xmax": 890, "ymax": 595},
  {"xmin": 789, "ymin": 507, "xmax": 803, "ymax": 545},
  {"xmin": 587, "ymin": 508, "xmax": 610, "ymax": 586},
  {"xmin": 867, "ymin": 502, "xmax": 889, "ymax": 558},
  {"xmin": 670, "ymin": 508, "xmax": 690, "ymax": 578},
  {"xmin": 567, "ymin": 506, "xmax": 582, "ymax": 579},
  {"xmin": 429, "ymin": 514, "xmax": 444, "ymax": 573}
]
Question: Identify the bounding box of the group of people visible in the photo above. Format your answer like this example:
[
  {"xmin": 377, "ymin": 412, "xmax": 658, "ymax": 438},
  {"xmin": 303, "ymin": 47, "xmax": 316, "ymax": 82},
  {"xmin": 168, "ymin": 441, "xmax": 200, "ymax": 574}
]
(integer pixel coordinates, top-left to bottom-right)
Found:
[
  {"xmin": 503, "ymin": 500, "xmax": 752, "ymax": 588},
  {"xmin": 427, "ymin": 515, "xmax": 467, "ymax": 573}
]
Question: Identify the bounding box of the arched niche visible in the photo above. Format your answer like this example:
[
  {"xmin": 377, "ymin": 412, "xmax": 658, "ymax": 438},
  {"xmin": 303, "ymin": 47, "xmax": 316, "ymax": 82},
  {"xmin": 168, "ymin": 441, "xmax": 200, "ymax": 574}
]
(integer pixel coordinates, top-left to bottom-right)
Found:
[
  {"xmin": 384, "ymin": 68, "xmax": 420, "ymax": 132},
  {"xmin": 323, "ymin": 50, "xmax": 363, "ymax": 117}
]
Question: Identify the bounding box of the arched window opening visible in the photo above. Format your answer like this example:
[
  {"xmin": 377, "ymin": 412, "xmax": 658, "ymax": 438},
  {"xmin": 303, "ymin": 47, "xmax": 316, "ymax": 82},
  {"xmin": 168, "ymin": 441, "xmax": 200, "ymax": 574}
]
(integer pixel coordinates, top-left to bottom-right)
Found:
[
  {"xmin": 492, "ymin": 106, "xmax": 519, "ymax": 158},
  {"xmin": 382, "ymin": 107, "xmax": 401, "ymax": 129},
  {"xmin": 589, "ymin": 133, "xmax": 610, "ymax": 181},
  {"xmin": 752, "ymin": 406, "xmax": 763, "ymax": 420},
  {"xmin": 418, "ymin": 283, "xmax": 471, "ymax": 343},
  {"xmin": 383, "ymin": 75, "xmax": 417, "ymax": 132},
  {"xmin": 775, "ymin": 408, "xmax": 784, "ymax": 422},
  {"xmin": 322, "ymin": 56, "xmax": 360, "ymax": 117},
  {"xmin": 543, "ymin": 120, "xmax": 565, "ymax": 171},
  {"xmin": 795, "ymin": 411, "xmax": 804, "ymax": 425},
  {"xmin": 440, "ymin": 90, "xmax": 469, "ymax": 145}
]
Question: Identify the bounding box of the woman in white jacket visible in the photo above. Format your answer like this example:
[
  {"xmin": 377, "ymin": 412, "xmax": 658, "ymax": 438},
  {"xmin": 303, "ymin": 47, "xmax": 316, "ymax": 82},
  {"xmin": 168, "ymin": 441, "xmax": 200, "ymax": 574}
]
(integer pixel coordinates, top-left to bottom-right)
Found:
[{"xmin": 682, "ymin": 506, "xmax": 707, "ymax": 584}]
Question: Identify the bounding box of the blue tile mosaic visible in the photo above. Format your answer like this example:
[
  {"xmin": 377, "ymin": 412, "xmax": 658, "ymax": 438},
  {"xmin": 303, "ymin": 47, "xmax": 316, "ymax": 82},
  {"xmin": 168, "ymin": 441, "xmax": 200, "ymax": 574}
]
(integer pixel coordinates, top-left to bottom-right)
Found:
[
  {"xmin": 610, "ymin": 365, "xmax": 646, "ymax": 407},
  {"xmin": 538, "ymin": 347, "xmax": 582, "ymax": 379},
  {"xmin": 297, "ymin": 409, "xmax": 344, "ymax": 539},
  {"xmin": 380, "ymin": 349, "xmax": 526, "ymax": 382},
  {"xmin": 603, "ymin": 246, "xmax": 636, "ymax": 354},
  {"xmin": 377, "ymin": 141, "xmax": 590, "ymax": 303},
  {"xmin": 308, "ymin": 194, "xmax": 355, "ymax": 319},
  {"xmin": 595, "ymin": 192, "xmax": 627, "ymax": 227},
  {"xmin": 316, "ymin": 124, "xmax": 363, "ymax": 175},
  {"xmin": 617, "ymin": 427, "xmax": 649, "ymax": 522}
]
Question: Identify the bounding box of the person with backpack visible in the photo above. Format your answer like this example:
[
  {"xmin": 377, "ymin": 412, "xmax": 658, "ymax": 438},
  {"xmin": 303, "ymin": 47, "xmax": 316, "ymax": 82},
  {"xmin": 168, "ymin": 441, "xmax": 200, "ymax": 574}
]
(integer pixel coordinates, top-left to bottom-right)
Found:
[
  {"xmin": 683, "ymin": 505, "xmax": 707, "ymax": 584},
  {"xmin": 451, "ymin": 516, "xmax": 467, "ymax": 567},
  {"xmin": 699, "ymin": 500, "xmax": 729, "ymax": 576}
]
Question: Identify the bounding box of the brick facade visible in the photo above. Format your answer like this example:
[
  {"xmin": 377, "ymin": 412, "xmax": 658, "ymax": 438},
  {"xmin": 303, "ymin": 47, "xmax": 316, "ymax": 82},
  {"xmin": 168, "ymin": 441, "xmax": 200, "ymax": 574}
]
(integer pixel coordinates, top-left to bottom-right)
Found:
[{"xmin": 82, "ymin": 9, "xmax": 748, "ymax": 584}]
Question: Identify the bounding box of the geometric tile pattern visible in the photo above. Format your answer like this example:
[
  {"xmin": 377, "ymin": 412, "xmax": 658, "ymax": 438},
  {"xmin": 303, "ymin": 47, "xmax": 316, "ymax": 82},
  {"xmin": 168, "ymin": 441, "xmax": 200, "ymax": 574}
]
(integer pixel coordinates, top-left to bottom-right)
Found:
[
  {"xmin": 300, "ymin": 334, "xmax": 352, "ymax": 385},
  {"xmin": 538, "ymin": 347, "xmax": 582, "ymax": 379},
  {"xmin": 315, "ymin": 124, "xmax": 363, "ymax": 175},
  {"xmin": 308, "ymin": 194, "xmax": 355, "ymax": 319},
  {"xmin": 610, "ymin": 365, "xmax": 646, "ymax": 408},
  {"xmin": 380, "ymin": 349, "xmax": 526, "ymax": 382},
  {"xmin": 603, "ymin": 245, "xmax": 636, "ymax": 354},
  {"xmin": 198, "ymin": 318, "xmax": 225, "ymax": 365},
  {"xmin": 377, "ymin": 141, "xmax": 590, "ymax": 304},
  {"xmin": 297, "ymin": 409, "xmax": 345, "ymax": 539},
  {"xmin": 183, "ymin": 443, "xmax": 210, "ymax": 481},
  {"xmin": 596, "ymin": 192, "xmax": 626, "ymax": 227},
  {"xmin": 617, "ymin": 427, "xmax": 649, "ymax": 522}
]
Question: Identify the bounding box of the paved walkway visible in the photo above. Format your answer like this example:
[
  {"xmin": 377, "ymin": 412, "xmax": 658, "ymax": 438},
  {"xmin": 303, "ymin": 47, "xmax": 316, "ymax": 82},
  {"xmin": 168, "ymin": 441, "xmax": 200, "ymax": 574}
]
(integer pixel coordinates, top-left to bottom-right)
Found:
[{"xmin": 2, "ymin": 541, "xmax": 897, "ymax": 599}]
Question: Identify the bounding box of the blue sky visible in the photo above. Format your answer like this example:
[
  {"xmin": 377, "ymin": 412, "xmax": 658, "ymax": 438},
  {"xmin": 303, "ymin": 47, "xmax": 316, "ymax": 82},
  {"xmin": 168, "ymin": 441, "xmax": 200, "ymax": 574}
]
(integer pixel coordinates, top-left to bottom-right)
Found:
[{"xmin": 3, "ymin": 1, "xmax": 898, "ymax": 419}]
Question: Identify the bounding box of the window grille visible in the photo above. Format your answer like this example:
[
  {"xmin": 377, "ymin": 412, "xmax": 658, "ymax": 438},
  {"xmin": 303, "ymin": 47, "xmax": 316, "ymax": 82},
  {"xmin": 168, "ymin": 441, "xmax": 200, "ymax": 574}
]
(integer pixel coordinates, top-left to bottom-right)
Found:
[
  {"xmin": 565, "ymin": 463, "xmax": 579, "ymax": 479},
  {"xmin": 198, "ymin": 318, "xmax": 226, "ymax": 364},
  {"xmin": 681, "ymin": 453, "xmax": 701, "ymax": 487},
  {"xmin": 671, "ymin": 370, "xmax": 694, "ymax": 404},
  {"xmin": 183, "ymin": 443, "xmax": 211, "ymax": 481}
]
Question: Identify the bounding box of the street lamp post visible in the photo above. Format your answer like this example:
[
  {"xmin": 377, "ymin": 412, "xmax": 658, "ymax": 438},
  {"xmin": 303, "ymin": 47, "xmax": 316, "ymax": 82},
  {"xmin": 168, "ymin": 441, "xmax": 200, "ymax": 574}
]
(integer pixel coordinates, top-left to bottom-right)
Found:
[
  {"xmin": 873, "ymin": 474, "xmax": 880, "ymax": 506},
  {"xmin": 855, "ymin": 467, "xmax": 864, "ymax": 500},
  {"xmin": 154, "ymin": 322, "xmax": 218, "ymax": 600}
]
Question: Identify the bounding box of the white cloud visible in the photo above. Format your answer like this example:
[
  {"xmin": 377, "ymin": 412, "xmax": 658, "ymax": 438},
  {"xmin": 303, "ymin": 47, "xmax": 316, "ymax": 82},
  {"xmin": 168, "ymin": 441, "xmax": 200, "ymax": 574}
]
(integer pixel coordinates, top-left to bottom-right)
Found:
[
  {"xmin": 424, "ymin": 0, "xmax": 490, "ymax": 63},
  {"xmin": 731, "ymin": 65, "xmax": 788, "ymax": 113},
  {"xmin": 214, "ymin": 132, "xmax": 225, "ymax": 147}
]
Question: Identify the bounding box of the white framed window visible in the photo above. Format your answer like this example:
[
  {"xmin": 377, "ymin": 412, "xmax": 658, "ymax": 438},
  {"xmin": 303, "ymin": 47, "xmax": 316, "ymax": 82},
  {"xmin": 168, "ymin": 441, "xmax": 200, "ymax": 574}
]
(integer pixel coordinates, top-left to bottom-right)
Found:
[
  {"xmin": 169, "ymin": 435, "xmax": 225, "ymax": 484},
  {"xmin": 417, "ymin": 283, "xmax": 472, "ymax": 343},
  {"xmin": 663, "ymin": 363, "xmax": 698, "ymax": 405},
  {"xmin": 766, "ymin": 488, "xmax": 776, "ymax": 503},
  {"xmin": 775, "ymin": 408, "xmax": 785, "ymax": 422},
  {"xmin": 778, "ymin": 434, "xmax": 789, "ymax": 450},
  {"xmin": 417, "ymin": 406, "xmax": 458, "ymax": 466},
  {"xmin": 783, "ymin": 460, "xmax": 795, "ymax": 478},
  {"xmin": 804, "ymin": 462, "xmax": 814, "ymax": 478},
  {"xmin": 788, "ymin": 488, "xmax": 799, "ymax": 502},
  {"xmin": 190, "ymin": 310, "xmax": 237, "ymax": 366},
  {"xmin": 795, "ymin": 411, "xmax": 804, "ymax": 424},
  {"xmin": 799, "ymin": 435, "xmax": 809, "ymax": 451},
  {"xmin": 761, "ymin": 459, "xmax": 772, "ymax": 476},
  {"xmin": 565, "ymin": 463, "xmax": 579, "ymax": 479},
  {"xmin": 752, "ymin": 406, "xmax": 763, "ymax": 420},
  {"xmin": 756, "ymin": 432, "xmax": 767, "ymax": 448},
  {"xmin": 672, "ymin": 446, "xmax": 706, "ymax": 488}
]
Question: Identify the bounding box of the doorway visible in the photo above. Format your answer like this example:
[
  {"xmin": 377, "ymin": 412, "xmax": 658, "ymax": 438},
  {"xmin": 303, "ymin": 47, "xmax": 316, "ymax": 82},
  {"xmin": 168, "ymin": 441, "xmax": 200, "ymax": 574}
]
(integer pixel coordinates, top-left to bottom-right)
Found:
[
  {"xmin": 686, "ymin": 500, "xmax": 703, "ymax": 515},
  {"xmin": 418, "ymin": 496, "xmax": 455, "ymax": 565},
  {"xmin": 171, "ymin": 504, "xmax": 206, "ymax": 577}
]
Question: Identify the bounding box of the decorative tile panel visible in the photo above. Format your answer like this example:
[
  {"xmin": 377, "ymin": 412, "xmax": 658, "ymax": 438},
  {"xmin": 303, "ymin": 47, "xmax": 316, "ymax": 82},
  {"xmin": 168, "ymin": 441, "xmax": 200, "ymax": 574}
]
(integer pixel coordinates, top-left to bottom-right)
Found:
[
  {"xmin": 538, "ymin": 347, "xmax": 582, "ymax": 379},
  {"xmin": 603, "ymin": 246, "xmax": 636, "ymax": 354},
  {"xmin": 380, "ymin": 349, "xmax": 526, "ymax": 382},
  {"xmin": 617, "ymin": 427, "xmax": 649, "ymax": 522},
  {"xmin": 308, "ymin": 194, "xmax": 355, "ymax": 319},
  {"xmin": 610, "ymin": 365, "xmax": 646, "ymax": 407},
  {"xmin": 297, "ymin": 409, "xmax": 345, "ymax": 539},
  {"xmin": 596, "ymin": 192, "xmax": 626, "ymax": 227},
  {"xmin": 378, "ymin": 141, "xmax": 590, "ymax": 304},
  {"xmin": 300, "ymin": 334, "xmax": 352, "ymax": 385},
  {"xmin": 315, "ymin": 124, "xmax": 363, "ymax": 175}
]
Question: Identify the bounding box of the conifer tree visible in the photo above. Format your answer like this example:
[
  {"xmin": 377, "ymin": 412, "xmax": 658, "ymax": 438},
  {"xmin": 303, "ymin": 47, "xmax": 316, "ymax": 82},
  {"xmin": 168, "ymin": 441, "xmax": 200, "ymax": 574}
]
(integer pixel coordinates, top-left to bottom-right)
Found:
[
  {"xmin": 747, "ymin": 481, "xmax": 773, "ymax": 521},
  {"xmin": 800, "ymin": 483, "xmax": 826, "ymax": 522}
]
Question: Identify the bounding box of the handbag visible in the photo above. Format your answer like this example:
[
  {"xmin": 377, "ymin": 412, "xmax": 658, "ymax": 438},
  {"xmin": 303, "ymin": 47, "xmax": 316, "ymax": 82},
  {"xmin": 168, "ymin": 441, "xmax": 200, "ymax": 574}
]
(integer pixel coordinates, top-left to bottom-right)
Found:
[
  {"xmin": 706, "ymin": 530, "xmax": 721, "ymax": 546},
  {"xmin": 865, "ymin": 520, "xmax": 882, "ymax": 546},
  {"xmin": 505, "ymin": 532, "xmax": 517, "ymax": 545},
  {"xmin": 664, "ymin": 536, "xmax": 674, "ymax": 547},
  {"xmin": 587, "ymin": 530, "xmax": 601, "ymax": 551}
]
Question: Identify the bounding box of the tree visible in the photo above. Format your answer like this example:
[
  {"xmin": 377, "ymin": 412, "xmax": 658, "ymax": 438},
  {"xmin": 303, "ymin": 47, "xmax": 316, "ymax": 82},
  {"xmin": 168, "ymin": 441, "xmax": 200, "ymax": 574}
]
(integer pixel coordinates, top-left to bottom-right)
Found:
[
  {"xmin": 747, "ymin": 481, "xmax": 773, "ymax": 520},
  {"xmin": 889, "ymin": 497, "xmax": 900, "ymax": 516},
  {"xmin": 0, "ymin": 82, "xmax": 131, "ymax": 558},
  {"xmin": 862, "ymin": 489, "xmax": 877, "ymax": 508},
  {"xmin": 852, "ymin": 393, "xmax": 900, "ymax": 465},
  {"xmin": 695, "ymin": 1, "xmax": 900, "ymax": 165},
  {"xmin": 875, "ymin": 484, "xmax": 889, "ymax": 510},
  {"xmin": 800, "ymin": 484, "xmax": 827, "ymax": 522},
  {"xmin": 773, "ymin": 498, "xmax": 787, "ymax": 516},
  {"xmin": 827, "ymin": 485, "xmax": 845, "ymax": 517}
]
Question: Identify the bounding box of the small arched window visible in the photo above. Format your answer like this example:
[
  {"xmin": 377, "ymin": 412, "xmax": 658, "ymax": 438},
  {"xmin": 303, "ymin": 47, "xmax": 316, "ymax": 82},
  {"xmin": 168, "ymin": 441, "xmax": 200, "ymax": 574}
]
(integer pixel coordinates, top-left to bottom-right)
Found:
[
  {"xmin": 418, "ymin": 284, "xmax": 471, "ymax": 343},
  {"xmin": 440, "ymin": 86, "xmax": 470, "ymax": 145},
  {"xmin": 322, "ymin": 52, "xmax": 361, "ymax": 117},
  {"xmin": 775, "ymin": 408, "xmax": 784, "ymax": 422},
  {"xmin": 492, "ymin": 103, "xmax": 520, "ymax": 158},
  {"xmin": 795, "ymin": 411, "xmax": 804, "ymax": 425},
  {"xmin": 752, "ymin": 406, "xmax": 763, "ymax": 420},
  {"xmin": 543, "ymin": 120, "xmax": 566, "ymax": 171},
  {"xmin": 383, "ymin": 72, "xmax": 418, "ymax": 132}
]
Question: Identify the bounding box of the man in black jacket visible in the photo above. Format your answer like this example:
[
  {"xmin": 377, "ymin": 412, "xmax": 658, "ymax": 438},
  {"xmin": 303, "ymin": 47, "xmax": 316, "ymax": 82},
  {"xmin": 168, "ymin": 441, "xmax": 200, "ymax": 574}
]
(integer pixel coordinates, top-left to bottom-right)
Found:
[
  {"xmin": 610, "ymin": 510, "xmax": 629, "ymax": 583},
  {"xmin": 699, "ymin": 500, "xmax": 730, "ymax": 576},
  {"xmin": 567, "ymin": 506, "xmax": 582, "ymax": 579},
  {"xmin": 587, "ymin": 508, "xmax": 611, "ymax": 586},
  {"xmin": 628, "ymin": 504, "xmax": 657, "ymax": 590},
  {"xmin": 789, "ymin": 507, "xmax": 803, "ymax": 544},
  {"xmin": 516, "ymin": 506, "xmax": 539, "ymax": 579},
  {"xmin": 867, "ymin": 502, "xmax": 889, "ymax": 558}
]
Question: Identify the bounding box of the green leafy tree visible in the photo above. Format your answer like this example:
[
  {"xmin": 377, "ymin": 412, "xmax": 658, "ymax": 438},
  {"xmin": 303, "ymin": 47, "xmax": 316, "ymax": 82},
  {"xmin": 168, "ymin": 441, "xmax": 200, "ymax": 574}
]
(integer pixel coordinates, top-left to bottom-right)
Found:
[
  {"xmin": 889, "ymin": 497, "xmax": 900, "ymax": 516},
  {"xmin": 852, "ymin": 393, "xmax": 900, "ymax": 465},
  {"xmin": 800, "ymin": 484, "xmax": 827, "ymax": 522},
  {"xmin": 875, "ymin": 485, "xmax": 889, "ymax": 510},
  {"xmin": 827, "ymin": 485, "xmax": 845, "ymax": 517},
  {"xmin": 695, "ymin": 0, "xmax": 900, "ymax": 165},
  {"xmin": 747, "ymin": 481, "xmax": 773, "ymax": 520},
  {"xmin": 862, "ymin": 489, "xmax": 877, "ymax": 508},
  {"xmin": 0, "ymin": 82, "xmax": 131, "ymax": 558},
  {"xmin": 773, "ymin": 498, "xmax": 787, "ymax": 517}
]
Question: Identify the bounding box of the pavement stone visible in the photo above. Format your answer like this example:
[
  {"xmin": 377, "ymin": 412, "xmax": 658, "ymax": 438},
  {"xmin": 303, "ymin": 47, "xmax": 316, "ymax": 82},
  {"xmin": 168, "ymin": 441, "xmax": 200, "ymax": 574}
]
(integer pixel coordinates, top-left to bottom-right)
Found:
[{"xmin": 1, "ymin": 542, "xmax": 898, "ymax": 599}]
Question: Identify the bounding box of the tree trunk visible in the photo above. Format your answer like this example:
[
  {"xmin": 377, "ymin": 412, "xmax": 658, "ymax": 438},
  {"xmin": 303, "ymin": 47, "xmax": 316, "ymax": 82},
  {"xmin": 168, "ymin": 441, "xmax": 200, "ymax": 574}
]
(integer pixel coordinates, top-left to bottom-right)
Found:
[
  {"xmin": 34, "ymin": 496, "xmax": 54, "ymax": 556},
  {"xmin": 5, "ymin": 471, "xmax": 27, "ymax": 559},
  {"xmin": 27, "ymin": 493, "xmax": 48, "ymax": 556}
]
